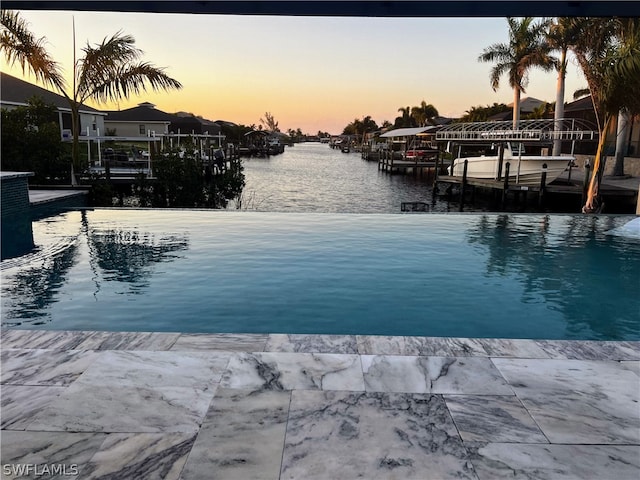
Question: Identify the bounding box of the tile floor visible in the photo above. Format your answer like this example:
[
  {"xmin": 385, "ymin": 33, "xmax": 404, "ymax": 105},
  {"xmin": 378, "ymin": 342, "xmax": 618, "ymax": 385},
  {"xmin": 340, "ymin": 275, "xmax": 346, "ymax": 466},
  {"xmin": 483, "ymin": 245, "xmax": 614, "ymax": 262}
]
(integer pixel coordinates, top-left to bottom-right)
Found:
[{"xmin": 1, "ymin": 329, "xmax": 639, "ymax": 479}]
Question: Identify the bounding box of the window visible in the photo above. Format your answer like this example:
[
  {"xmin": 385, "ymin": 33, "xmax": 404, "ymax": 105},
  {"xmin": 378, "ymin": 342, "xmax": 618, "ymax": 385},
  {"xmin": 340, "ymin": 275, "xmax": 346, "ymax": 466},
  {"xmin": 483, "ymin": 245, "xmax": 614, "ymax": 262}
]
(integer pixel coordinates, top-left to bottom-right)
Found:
[
  {"xmin": 139, "ymin": 124, "xmax": 146, "ymax": 135},
  {"xmin": 61, "ymin": 112, "xmax": 73, "ymax": 130}
]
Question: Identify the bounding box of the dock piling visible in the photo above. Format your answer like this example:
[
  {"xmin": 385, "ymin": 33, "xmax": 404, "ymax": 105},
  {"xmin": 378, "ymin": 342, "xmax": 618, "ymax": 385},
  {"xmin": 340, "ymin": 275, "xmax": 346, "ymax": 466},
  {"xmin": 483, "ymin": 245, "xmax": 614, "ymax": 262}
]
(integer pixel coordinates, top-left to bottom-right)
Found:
[
  {"xmin": 538, "ymin": 168, "xmax": 547, "ymax": 208},
  {"xmin": 460, "ymin": 159, "xmax": 468, "ymax": 212},
  {"xmin": 497, "ymin": 143, "xmax": 505, "ymax": 181},
  {"xmin": 502, "ymin": 162, "xmax": 510, "ymax": 207}
]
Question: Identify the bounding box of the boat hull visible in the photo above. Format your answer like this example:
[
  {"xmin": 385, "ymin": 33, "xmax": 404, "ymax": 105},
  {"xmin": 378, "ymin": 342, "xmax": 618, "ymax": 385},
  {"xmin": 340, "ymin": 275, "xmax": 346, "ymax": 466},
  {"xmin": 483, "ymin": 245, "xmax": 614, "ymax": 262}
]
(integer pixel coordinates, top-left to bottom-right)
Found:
[{"xmin": 449, "ymin": 155, "xmax": 572, "ymax": 186}]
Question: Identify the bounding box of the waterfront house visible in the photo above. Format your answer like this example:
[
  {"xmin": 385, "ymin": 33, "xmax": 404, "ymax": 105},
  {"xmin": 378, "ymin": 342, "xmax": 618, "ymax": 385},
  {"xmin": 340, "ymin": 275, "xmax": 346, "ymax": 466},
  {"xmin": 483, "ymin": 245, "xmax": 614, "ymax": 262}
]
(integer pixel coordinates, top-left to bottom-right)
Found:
[
  {"xmin": 1, "ymin": 72, "xmax": 106, "ymax": 140},
  {"xmin": 103, "ymin": 102, "xmax": 176, "ymax": 137}
]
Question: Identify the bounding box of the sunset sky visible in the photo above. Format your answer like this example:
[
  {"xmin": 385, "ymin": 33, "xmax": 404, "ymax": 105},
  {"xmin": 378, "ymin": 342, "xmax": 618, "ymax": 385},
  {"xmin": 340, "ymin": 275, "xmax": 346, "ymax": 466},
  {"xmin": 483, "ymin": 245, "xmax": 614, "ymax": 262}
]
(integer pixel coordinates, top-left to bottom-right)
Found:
[{"xmin": 2, "ymin": 10, "xmax": 588, "ymax": 134}]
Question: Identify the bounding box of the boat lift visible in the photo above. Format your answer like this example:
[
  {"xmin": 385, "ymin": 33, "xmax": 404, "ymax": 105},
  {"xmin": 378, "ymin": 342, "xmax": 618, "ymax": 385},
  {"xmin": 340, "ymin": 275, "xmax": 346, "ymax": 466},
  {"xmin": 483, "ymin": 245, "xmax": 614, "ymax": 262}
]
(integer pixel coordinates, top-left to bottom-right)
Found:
[
  {"xmin": 436, "ymin": 118, "xmax": 597, "ymax": 147},
  {"xmin": 433, "ymin": 119, "xmax": 599, "ymax": 211},
  {"xmin": 436, "ymin": 118, "xmax": 597, "ymax": 180}
]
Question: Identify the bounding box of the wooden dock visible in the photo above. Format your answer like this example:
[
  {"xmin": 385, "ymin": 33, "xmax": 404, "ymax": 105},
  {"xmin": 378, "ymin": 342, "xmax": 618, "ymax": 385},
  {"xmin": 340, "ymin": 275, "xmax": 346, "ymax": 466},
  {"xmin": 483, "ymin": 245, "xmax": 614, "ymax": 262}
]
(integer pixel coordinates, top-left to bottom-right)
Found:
[
  {"xmin": 435, "ymin": 164, "xmax": 638, "ymax": 212},
  {"xmin": 376, "ymin": 150, "xmax": 451, "ymax": 175}
]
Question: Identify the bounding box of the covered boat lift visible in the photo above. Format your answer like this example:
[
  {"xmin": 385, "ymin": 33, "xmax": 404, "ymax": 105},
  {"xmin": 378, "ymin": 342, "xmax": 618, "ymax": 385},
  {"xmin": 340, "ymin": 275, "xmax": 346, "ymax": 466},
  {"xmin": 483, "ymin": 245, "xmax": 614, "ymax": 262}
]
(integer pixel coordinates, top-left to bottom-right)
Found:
[
  {"xmin": 435, "ymin": 118, "xmax": 596, "ymax": 145},
  {"xmin": 432, "ymin": 119, "xmax": 599, "ymax": 211},
  {"xmin": 377, "ymin": 126, "xmax": 445, "ymax": 173}
]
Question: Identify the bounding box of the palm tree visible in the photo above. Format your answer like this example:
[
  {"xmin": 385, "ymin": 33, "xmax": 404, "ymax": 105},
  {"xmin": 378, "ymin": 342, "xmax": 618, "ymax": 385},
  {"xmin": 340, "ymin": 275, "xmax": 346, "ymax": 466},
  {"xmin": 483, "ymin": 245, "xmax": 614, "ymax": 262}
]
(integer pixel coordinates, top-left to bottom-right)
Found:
[
  {"xmin": 569, "ymin": 17, "xmax": 640, "ymax": 212},
  {"xmin": 1, "ymin": 10, "xmax": 182, "ymax": 181},
  {"xmin": 609, "ymin": 18, "xmax": 640, "ymax": 178},
  {"xmin": 410, "ymin": 100, "xmax": 439, "ymax": 127},
  {"xmin": 395, "ymin": 106, "xmax": 413, "ymax": 128},
  {"xmin": 459, "ymin": 103, "xmax": 510, "ymax": 123},
  {"xmin": 546, "ymin": 17, "xmax": 581, "ymax": 155},
  {"xmin": 479, "ymin": 17, "xmax": 556, "ymax": 129}
]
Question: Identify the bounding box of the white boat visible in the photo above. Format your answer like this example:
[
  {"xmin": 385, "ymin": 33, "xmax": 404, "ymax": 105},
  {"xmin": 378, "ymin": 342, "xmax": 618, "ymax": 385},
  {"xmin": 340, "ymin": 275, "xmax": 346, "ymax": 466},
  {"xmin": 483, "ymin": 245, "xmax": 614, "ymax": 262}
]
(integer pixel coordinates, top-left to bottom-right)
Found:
[{"xmin": 448, "ymin": 142, "xmax": 574, "ymax": 186}]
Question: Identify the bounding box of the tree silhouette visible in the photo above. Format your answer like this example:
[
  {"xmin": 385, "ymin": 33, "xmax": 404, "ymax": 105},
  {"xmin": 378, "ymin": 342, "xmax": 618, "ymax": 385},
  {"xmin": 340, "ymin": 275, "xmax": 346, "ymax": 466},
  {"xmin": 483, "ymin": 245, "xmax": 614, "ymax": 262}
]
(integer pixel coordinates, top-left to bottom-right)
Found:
[{"xmin": 1, "ymin": 10, "xmax": 182, "ymax": 181}]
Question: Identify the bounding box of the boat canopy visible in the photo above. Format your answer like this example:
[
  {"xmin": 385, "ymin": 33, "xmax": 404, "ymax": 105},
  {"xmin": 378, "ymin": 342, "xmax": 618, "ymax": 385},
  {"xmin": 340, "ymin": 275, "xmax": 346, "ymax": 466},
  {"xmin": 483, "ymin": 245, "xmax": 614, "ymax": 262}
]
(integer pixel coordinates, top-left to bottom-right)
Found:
[
  {"xmin": 380, "ymin": 126, "xmax": 439, "ymax": 138},
  {"xmin": 436, "ymin": 119, "xmax": 597, "ymax": 143},
  {"xmin": 244, "ymin": 130, "xmax": 270, "ymax": 137}
]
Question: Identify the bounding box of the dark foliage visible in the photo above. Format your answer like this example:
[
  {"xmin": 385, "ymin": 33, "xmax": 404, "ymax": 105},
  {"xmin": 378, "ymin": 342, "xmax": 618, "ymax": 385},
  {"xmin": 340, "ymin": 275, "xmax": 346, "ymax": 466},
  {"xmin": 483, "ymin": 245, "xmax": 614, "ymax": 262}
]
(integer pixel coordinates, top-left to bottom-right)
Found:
[
  {"xmin": 1, "ymin": 96, "xmax": 69, "ymax": 183},
  {"xmin": 135, "ymin": 143, "xmax": 245, "ymax": 208}
]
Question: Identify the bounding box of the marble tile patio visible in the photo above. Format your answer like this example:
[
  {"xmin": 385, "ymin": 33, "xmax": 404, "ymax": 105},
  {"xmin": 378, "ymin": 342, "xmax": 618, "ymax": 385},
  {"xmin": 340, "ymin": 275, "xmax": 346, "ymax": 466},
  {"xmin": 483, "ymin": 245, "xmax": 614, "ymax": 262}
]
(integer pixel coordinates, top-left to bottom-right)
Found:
[{"xmin": 1, "ymin": 330, "xmax": 639, "ymax": 479}]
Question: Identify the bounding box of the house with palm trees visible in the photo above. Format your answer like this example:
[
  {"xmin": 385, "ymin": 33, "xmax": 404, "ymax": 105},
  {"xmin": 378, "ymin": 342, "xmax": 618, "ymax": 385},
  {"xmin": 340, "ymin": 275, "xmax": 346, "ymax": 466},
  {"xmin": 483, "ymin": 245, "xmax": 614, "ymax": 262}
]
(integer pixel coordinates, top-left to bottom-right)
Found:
[
  {"xmin": 1, "ymin": 72, "xmax": 106, "ymax": 140},
  {"xmin": 487, "ymin": 97, "xmax": 548, "ymax": 121},
  {"xmin": 1, "ymin": 9, "xmax": 182, "ymax": 182}
]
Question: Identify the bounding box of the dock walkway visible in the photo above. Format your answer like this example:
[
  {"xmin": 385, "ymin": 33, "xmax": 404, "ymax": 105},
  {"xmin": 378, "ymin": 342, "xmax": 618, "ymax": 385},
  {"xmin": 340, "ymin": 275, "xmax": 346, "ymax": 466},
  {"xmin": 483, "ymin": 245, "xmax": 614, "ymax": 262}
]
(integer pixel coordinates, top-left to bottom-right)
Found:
[{"xmin": 436, "ymin": 168, "xmax": 639, "ymax": 212}]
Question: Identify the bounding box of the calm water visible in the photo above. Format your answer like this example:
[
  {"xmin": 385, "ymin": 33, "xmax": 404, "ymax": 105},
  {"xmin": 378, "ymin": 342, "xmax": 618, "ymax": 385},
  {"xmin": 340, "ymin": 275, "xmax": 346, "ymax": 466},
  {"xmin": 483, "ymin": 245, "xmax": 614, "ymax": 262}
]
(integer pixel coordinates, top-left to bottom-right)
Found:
[
  {"xmin": 2, "ymin": 210, "xmax": 638, "ymax": 340},
  {"xmin": 236, "ymin": 142, "xmax": 452, "ymax": 213}
]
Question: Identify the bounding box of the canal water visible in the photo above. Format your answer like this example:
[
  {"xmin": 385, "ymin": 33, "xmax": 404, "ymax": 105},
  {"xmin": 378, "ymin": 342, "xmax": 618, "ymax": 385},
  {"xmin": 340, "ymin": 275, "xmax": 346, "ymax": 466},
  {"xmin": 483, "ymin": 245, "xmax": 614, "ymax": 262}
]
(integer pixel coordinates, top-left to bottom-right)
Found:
[{"xmin": 235, "ymin": 142, "xmax": 457, "ymax": 213}]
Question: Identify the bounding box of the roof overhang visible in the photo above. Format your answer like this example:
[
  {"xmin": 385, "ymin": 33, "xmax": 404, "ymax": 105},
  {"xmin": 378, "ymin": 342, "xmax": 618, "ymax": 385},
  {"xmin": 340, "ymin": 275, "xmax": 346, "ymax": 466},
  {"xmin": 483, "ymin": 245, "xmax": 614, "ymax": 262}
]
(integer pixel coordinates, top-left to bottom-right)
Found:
[
  {"xmin": 380, "ymin": 126, "xmax": 439, "ymax": 138},
  {"xmin": 1, "ymin": 100, "xmax": 106, "ymax": 116},
  {"xmin": 244, "ymin": 130, "xmax": 270, "ymax": 137},
  {"xmin": 104, "ymin": 119, "xmax": 171, "ymax": 124}
]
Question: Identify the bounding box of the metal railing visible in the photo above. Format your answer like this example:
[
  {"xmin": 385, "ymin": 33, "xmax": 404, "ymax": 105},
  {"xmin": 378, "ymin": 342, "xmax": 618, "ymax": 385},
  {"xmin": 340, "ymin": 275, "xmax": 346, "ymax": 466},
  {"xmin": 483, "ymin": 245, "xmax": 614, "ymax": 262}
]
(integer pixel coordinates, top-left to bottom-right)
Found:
[{"xmin": 436, "ymin": 119, "xmax": 597, "ymax": 143}]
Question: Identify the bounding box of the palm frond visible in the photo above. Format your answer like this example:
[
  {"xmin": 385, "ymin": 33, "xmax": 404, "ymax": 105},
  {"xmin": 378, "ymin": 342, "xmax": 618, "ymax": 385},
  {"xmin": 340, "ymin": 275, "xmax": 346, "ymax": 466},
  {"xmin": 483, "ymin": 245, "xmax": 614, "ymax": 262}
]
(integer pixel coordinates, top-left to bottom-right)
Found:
[
  {"xmin": 82, "ymin": 62, "xmax": 182, "ymax": 104},
  {"xmin": 569, "ymin": 17, "xmax": 640, "ymax": 128},
  {"xmin": 489, "ymin": 62, "xmax": 509, "ymax": 91},
  {"xmin": 0, "ymin": 9, "xmax": 65, "ymax": 91},
  {"xmin": 76, "ymin": 31, "xmax": 144, "ymax": 100}
]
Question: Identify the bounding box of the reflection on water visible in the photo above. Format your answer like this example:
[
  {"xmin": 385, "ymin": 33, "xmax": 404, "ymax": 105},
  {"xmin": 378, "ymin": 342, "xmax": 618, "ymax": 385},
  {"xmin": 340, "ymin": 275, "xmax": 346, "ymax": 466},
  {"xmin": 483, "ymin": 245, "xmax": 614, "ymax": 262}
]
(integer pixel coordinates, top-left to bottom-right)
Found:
[
  {"xmin": 88, "ymin": 229, "xmax": 188, "ymax": 292},
  {"xmin": 2, "ymin": 239, "xmax": 79, "ymax": 324},
  {"xmin": 1, "ymin": 210, "xmax": 638, "ymax": 340},
  {"xmin": 466, "ymin": 215, "xmax": 640, "ymax": 340},
  {"xmin": 2, "ymin": 211, "xmax": 189, "ymax": 325},
  {"xmin": 2, "ymin": 215, "xmax": 83, "ymax": 324}
]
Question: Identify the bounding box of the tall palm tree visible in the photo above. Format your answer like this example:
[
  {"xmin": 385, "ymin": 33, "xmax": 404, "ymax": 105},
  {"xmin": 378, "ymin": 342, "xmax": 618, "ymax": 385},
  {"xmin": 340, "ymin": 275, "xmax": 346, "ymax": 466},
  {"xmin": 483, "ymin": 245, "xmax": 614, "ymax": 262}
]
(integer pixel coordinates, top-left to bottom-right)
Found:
[
  {"xmin": 546, "ymin": 17, "xmax": 581, "ymax": 155},
  {"xmin": 569, "ymin": 17, "xmax": 640, "ymax": 212},
  {"xmin": 609, "ymin": 18, "xmax": 640, "ymax": 178},
  {"xmin": 1, "ymin": 10, "xmax": 182, "ymax": 181},
  {"xmin": 479, "ymin": 17, "xmax": 556, "ymax": 129}
]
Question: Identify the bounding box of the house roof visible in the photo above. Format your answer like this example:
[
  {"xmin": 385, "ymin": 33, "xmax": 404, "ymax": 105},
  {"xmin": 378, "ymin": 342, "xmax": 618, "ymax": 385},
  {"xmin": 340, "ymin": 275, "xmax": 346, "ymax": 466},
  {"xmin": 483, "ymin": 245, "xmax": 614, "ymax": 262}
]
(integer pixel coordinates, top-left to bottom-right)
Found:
[
  {"xmin": 0, "ymin": 72, "xmax": 104, "ymax": 114},
  {"xmin": 507, "ymin": 96, "xmax": 547, "ymax": 112},
  {"xmin": 564, "ymin": 96, "xmax": 593, "ymax": 112},
  {"xmin": 487, "ymin": 97, "xmax": 549, "ymax": 121},
  {"xmin": 170, "ymin": 114, "xmax": 221, "ymax": 134},
  {"xmin": 104, "ymin": 103, "xmax": 176, "ymax": 122}
]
